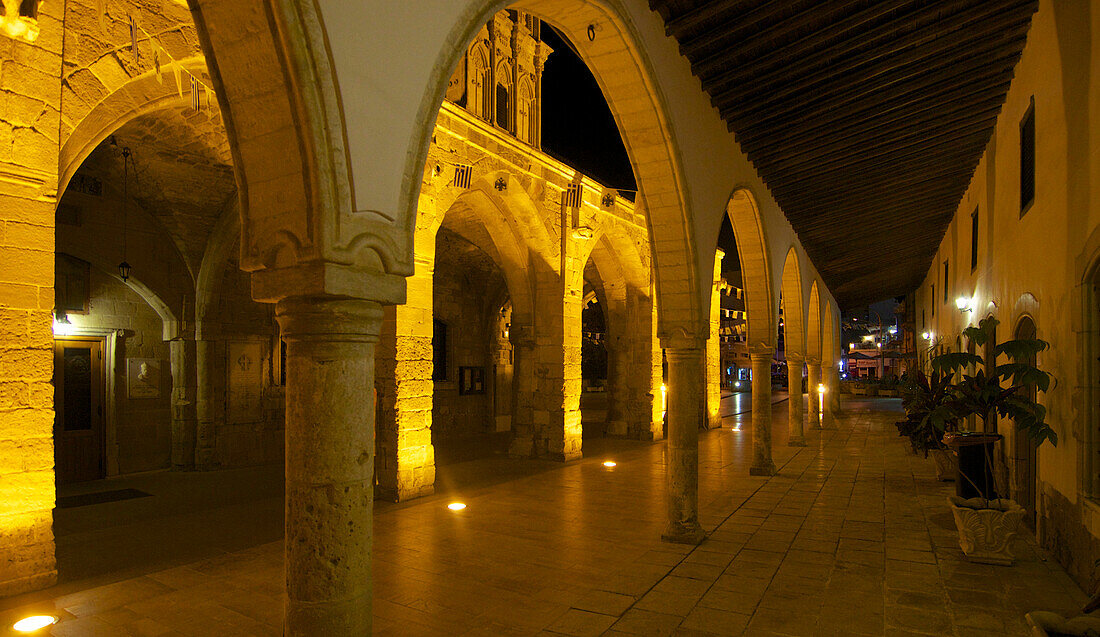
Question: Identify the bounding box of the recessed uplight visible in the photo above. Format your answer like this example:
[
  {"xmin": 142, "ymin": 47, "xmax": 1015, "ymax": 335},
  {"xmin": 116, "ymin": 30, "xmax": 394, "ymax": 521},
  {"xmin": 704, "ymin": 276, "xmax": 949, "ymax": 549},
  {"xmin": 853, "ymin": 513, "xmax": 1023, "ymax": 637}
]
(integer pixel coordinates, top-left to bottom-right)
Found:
[
  {"xmin": 602, "ymin": 461, "xmax": 616, "ymax": 467},
  {"xmin": 447, "ymin": 502, "xmax": 466, "ymax": 511},
  {"xmin": 13, "ymin": 615, "xmax": 58, "ymax": 632}
]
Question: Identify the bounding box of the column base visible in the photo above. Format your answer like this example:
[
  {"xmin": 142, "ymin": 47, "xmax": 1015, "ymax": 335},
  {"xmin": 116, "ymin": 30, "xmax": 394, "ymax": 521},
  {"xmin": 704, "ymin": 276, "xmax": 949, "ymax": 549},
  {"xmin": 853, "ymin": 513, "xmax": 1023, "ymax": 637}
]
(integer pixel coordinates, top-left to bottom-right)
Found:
[
  {"xmin": 788, "ymin": 437, "xmax": 807, "ymax": 447},
  {"xmin": 662, "ymin": 522, "xmax": 705, "ymax": 545},
  {"xmin": 749, "ymin": 461, "xmax": 777, "ymax": 476}
]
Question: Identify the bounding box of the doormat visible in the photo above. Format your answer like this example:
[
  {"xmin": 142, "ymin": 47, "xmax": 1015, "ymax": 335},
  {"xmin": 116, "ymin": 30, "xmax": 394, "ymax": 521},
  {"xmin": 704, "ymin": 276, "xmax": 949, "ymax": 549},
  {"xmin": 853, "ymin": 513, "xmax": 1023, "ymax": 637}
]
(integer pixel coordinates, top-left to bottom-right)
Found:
[{"xmin": 57, "ymin": 488, "xmax": 153, "ymax": 509}]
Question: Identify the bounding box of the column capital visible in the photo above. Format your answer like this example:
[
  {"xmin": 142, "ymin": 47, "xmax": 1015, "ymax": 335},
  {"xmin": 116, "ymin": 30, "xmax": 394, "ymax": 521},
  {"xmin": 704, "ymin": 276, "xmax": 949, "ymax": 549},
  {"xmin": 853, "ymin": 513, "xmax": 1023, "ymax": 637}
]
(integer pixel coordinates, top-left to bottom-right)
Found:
[
  {"xmin": 664, "ymin": 345, "xmax": 705, "ymax": 362},
  {"xmin": 785, "ymin": 353, "xmax": 805, "ymax": 365},
  {"xmin": 253, "ymin": 262, "xmax": 406, "ymax": 306},
  {"xmin": 748, "ymin": 344, "xmax": 775, "ymax": 356},
  {"xmin": 660, "ymin": 333, "xmax": 707, "ymax": 351},
  {"xmin": 276, "ymin": 297, "xmax": 384, "ymax": 342},
  {"xmin": 806, "ymin": 357, "xmax": 822, "ymax": 366}
]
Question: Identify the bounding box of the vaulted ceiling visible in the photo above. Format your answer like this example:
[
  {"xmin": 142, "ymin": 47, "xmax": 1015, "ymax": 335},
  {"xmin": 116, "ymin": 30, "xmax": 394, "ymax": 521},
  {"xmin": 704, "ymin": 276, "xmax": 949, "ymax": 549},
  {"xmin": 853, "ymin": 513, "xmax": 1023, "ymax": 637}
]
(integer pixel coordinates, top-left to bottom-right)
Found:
[{"xmin": 648, "ymin": 0, "xmax": 1038, "ymax": 308}]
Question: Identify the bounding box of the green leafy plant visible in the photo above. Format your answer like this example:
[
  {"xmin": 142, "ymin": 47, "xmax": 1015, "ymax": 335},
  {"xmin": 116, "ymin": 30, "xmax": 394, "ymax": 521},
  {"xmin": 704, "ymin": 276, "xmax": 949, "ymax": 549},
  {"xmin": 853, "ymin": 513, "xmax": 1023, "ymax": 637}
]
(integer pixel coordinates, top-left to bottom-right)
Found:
[
  {"xmin": 897, "ymin": 369, "xmax": 958, "ymax": 456},
  {"xmin": 932, "ymin": 317, "xmax": 1057, "ymax": 447}
]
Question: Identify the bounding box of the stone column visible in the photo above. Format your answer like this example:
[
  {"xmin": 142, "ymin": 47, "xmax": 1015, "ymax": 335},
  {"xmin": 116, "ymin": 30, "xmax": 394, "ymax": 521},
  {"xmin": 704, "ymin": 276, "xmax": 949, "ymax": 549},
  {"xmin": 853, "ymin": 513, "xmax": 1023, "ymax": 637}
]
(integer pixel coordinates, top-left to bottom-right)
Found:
[
  {"xmin": 375, "ymin": 255, "xmax": 436, "ymax": 502},
  {"xmin": 169, "ymin": 336, "xmax": 198, "ymax": 469},
  {"xmin": 194, "ymin": 338, "xmax": 223, "ymax": 469},
  {"xmin": 808, "ymin": 360, "xmax": 822, "ymax": 430},
  {"xmin": 508, "ymin": 330, "xmax": 537, "ymax": 457},
  {"xmin": 821, "ymin": 363, "xmax": 838, "ymax": 429},
  {"xmin": 749, "ymin": 349, "xmax": 777, "ymax": 476},
  {"xmin": 277, "ymin": 297, "xmax": 381, "ymax": 636},
  {"xmin": 786, "ymin": 355, "xmax": 806, "ymax": 446},
  {"xmin": 706, "ymin": 250, "xmax": 724, "ymax": 429},
  {"xmin": 626, "ymin": 286, "xmax": 663, "ymax": 441},
  {"xmin": 662, "ymin": 346, "xmax": 705, "ymax": 545},
  {"xmin": 0, "ymin": 0, "xmax": 64, "ymax": 596}
]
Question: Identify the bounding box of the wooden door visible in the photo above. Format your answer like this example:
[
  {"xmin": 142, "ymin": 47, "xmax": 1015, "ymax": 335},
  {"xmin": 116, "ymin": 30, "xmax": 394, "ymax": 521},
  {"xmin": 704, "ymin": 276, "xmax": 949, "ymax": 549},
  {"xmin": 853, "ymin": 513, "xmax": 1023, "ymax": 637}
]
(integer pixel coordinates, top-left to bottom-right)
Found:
[{"xmin": 53, "ymin": 338, "xmax": 105, "ymax": 484}]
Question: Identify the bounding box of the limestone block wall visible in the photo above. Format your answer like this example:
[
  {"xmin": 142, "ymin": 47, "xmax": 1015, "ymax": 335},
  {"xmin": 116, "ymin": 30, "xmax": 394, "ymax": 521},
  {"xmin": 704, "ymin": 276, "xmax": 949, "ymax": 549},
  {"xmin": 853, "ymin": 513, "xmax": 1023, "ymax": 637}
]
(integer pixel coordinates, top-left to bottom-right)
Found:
[
  {"xmin": 0, "ymin": 0, "xmax": 63, "ymax": 597},
  {"xmin": 431, "ymin": 257, "xmax": 495, "ymax": 444},
  {"xmin": 202, "ymin": 249, "xmax": 281, "ymax": 469},
  {"xmin": 84, "ymin": 269, "xmax": 172, "ymax": 474}
]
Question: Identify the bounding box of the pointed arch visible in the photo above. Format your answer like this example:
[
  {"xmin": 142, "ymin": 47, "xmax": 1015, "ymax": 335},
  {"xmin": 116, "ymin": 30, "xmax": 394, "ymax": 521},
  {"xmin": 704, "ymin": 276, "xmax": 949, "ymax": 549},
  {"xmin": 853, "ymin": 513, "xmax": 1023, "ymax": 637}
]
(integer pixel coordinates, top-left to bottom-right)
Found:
[
  {"xmin": 779, "ymin": 247, "xmax": 805, "ymax": 358},
  {"xmin": 727, "ymin": 188, "xmax": 774, "ymax": 348},
  {"xmin": 807, "ymin": 280, "xmax": 822, "ymax": 362},
  {"xmin": 469, "ymin": 40, "xmax": 493, "ymax": 120}
]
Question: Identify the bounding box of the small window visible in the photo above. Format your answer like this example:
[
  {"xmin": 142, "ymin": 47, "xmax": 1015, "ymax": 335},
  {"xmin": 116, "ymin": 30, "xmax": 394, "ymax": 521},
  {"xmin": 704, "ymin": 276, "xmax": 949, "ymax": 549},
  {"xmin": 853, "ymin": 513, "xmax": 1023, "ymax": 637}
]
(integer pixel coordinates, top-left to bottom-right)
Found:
[
  {"xmin": 943, "ymin": 261, "xmax": 949, "ymax": 304},
  {"xmin": 432, "ymin": 319, "xmax": 448, "ymax": 381},
  {"xmin": 1021, "ymin": 98, "xmax": 1035, "ymax": 215},
  {"xmin": 495, "ymin": 82, "xmax": 512, "ymax": 131},
  {"xmin": 970, "ymin": 208, "xmax": 979, "ymax": 271}
]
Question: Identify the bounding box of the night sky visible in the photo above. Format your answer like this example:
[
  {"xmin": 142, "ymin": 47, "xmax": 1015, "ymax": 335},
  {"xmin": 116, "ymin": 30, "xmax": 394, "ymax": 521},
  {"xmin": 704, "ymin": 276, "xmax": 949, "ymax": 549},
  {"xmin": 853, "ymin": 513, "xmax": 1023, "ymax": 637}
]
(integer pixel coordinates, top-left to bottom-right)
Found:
[{"xmin": 539, "ymin": 25, "xmax": 741, "ymax": 272}]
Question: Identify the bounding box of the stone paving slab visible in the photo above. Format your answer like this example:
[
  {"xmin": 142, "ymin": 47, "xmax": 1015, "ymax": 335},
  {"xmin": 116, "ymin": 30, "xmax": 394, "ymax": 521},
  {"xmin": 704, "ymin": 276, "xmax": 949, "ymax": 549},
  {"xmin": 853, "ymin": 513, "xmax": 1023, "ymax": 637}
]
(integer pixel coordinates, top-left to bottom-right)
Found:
[{"xmin": 0, "ymin": 397, "xmax": 1088, "ymax": 635}]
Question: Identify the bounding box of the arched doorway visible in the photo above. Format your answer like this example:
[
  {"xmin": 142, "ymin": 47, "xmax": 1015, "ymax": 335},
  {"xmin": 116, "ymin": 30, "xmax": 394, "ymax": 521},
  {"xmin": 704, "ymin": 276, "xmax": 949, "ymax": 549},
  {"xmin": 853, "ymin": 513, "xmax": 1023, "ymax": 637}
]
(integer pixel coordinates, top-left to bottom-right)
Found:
[{"xmin": 1013, "ymin": 315, "xmax": 1039, "ymax": 528}]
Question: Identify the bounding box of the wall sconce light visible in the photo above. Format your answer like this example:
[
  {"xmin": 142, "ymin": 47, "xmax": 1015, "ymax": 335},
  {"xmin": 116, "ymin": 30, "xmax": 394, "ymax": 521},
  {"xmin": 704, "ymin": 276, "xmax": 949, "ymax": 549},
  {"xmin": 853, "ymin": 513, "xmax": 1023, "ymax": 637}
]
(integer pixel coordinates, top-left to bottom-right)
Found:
[
  {"xmin": 955, "ymin": 296, "xmax": 973, "ymax": 312},
  {"xmin": 922, "ymin": 331, "xmax": 932, "ymax": 341},
  {"xmin": 494, "ymin": 177, "xmax": 507, "ymax": 191}
]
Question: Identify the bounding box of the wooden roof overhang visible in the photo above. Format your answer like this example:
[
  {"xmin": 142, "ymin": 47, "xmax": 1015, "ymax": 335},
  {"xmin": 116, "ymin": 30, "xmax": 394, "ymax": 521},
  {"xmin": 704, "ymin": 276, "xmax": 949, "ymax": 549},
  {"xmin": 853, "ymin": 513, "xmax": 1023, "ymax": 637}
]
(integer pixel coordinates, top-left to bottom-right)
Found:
[{"xmin": 649, "ymin": 0, "xmax": 1038, "ymax": 308}]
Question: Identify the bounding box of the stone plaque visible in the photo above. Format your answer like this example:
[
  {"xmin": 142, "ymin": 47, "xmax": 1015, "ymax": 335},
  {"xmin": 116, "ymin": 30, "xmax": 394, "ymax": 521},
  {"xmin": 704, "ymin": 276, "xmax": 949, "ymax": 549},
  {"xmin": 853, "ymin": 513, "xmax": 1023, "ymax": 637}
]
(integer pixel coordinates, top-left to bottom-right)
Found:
[
  {"xmin": 127, "ymin": 358, "xmax": 161, "ymax": 399},
  {"xmin": 228, "ymin": 342, "xmax": 263, "ymax": 423}
]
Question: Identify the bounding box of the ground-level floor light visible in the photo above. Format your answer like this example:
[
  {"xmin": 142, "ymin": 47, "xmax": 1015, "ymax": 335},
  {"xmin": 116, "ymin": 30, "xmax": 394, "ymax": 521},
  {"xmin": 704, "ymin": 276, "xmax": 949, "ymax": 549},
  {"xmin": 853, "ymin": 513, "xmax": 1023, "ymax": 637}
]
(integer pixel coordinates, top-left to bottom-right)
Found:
[
  {"xmin": 13, "ymin": 615, "xmax": 58, "ymax": 633},
  {"xmin": 602, "ymin": 460, "xmax": 617, "ymax": 467},
  {"xmin": 817, "ymin": 383, "xmax": 827, "ymax": 425},
  {"xmin": 447, "ymin": 502, "xmax": 466, "ymax": 511}
]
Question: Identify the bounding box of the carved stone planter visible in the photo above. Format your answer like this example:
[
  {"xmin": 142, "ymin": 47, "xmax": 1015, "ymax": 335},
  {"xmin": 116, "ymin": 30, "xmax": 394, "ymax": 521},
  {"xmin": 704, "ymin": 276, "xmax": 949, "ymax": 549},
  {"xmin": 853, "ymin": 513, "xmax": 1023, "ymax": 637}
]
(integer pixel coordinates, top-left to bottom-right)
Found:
[
  {"xmin": 949, "ymin": 496, "xmax": 1025, "ymax": 565},
  {"xmin": 931, "ymin": 448, "xmax": 955, "ymax": 482},
  {"xmin": 1024, "ymin": 610, "xmax": 1100, "ymax": 636}
]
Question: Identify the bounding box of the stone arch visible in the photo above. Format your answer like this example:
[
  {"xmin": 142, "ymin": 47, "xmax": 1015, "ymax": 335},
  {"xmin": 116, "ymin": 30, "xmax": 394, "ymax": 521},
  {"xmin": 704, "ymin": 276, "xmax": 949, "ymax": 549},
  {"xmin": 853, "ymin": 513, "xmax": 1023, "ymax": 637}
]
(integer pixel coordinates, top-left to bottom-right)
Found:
[
  {"xmin": 779, "ymin": 247, "xmax": 805, "ymax": 358},
  {"xmin": 807, "ymin": 280, "xmax": 822, "ymax": 362},
  {"xmin": 407, "ymin": 0, "xmax": 701, "ymax": 340},
  {"xmin": 58, "ymin": 61, "xmax": 206, "ymax": 197},
  {"xmin": 726, "ymin": 188, "xmax": 774, "ymax": 348}
]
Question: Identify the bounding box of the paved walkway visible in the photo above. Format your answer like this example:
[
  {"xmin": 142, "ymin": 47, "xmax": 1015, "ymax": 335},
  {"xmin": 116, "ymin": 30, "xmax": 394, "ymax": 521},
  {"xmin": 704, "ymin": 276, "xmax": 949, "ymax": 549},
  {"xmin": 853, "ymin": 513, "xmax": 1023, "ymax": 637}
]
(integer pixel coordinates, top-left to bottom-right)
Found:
[{"xmin": 0, "ymin": 398, "xmax": 1087, "ymax": 636}]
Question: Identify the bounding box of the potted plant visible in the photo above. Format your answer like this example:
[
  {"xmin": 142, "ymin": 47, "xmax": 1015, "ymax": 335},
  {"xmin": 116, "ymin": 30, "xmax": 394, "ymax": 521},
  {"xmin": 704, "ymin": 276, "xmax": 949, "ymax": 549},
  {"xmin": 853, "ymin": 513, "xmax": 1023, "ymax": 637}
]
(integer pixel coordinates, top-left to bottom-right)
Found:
[
  {"xmin": 932, "ymin": 317, "xmax": 1056, "ymax": 565},
  {"xmin": 897, "ymin": 369, "xmax": 958, "ymax": 480}
]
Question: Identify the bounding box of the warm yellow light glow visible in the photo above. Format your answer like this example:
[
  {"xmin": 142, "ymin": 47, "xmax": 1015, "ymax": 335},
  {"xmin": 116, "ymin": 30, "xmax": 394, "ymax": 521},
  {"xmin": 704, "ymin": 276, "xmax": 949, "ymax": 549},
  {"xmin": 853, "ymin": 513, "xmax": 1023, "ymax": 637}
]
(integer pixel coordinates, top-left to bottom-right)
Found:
[
  {"xmin": 661, "ymin": 383, "xmax": 668, "ymax": 418},
  {"xmin": 602, "ymin": 461, "xmax": 616, "ymax": 467},
  {"xmin": 447, "ymin": 502, "xmax": 466, "ymax": 511},
  {"xmin": 863, "ymin": 335, "xmax": 874, "ymax": 342},
  {"xmin": 52, "ymin": 318, "xmax": 73, "ymax": 336},
  {"xmin": 955, "ymin": 296, "xmax": 972, "ymax": 311},
  {"xmin": 13, "ymin": 616, "xmax": 58, "ymax": 632},
  {"xmin": 734, "ymin": 381, "xmax": 741, "ymax": 388},
  {"xmin": 817, "ymin": 384, "xmax": 827, "ymax": 394},
  {"xmin": 876, "ymin": 343, "xmax": 882, "ymax": 348},
  {"xmin": 849, "ymin": 342, "xmax": 856, "ymax": 349}
]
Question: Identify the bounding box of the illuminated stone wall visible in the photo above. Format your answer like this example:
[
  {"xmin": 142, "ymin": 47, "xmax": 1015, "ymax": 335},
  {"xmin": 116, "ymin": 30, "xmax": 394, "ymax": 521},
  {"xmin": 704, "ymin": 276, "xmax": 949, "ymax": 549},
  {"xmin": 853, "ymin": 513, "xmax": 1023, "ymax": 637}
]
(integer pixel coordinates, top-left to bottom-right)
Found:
[
  {"xmin": 706, "ymin": 249, "xmax": 723, "ymax": 428},
  {"xmin": 0, "ymin": 0, "xmax": 63, "ymax": 597}
]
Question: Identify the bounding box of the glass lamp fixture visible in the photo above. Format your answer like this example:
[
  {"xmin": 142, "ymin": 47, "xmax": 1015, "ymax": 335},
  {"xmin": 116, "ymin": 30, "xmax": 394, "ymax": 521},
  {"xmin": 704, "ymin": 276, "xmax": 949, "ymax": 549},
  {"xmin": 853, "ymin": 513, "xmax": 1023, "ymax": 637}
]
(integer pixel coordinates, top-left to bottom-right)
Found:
[{"xmin": 955, "ymin": 296, "xmax": 973, "ymax": 312}]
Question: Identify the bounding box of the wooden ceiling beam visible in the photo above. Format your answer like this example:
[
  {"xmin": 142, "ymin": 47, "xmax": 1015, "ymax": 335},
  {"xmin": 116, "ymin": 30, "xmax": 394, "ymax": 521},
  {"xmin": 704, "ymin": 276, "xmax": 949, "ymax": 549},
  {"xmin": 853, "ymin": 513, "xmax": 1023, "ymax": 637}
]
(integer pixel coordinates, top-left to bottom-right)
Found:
[
  {"xmin": 745, "ymin": 76, "xmax": 1013, "ymax": 164},
  {"xmin": 720, "ymin": 12, "xmax": 1033, "ymax": 128},
  {"xmin": 720, "ymin": 38, "xmax": 1026, "ymax": 139},
  {"xmin": 761, "ymin": 129, "xmax": 992, "ymax": 191},
  {"xmin": 663, "ymin": 0, "xmax": 758, "ymax": 37},
  {"xmin": 700, "ymin": 0, "xmax": 977, "ymax": 94},
  {"xmin": 759, "ymin": 104, "xmax": 1005, "ymax": 175}
]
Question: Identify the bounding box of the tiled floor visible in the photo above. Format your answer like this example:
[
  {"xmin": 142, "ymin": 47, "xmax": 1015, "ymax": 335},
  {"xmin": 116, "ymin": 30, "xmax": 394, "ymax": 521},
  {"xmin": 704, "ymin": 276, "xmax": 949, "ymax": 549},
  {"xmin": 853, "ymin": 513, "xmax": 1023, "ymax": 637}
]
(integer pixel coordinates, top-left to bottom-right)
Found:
[{"xmin": 0, "ymin": 396, "xmax": 1088, "ymax": 636}]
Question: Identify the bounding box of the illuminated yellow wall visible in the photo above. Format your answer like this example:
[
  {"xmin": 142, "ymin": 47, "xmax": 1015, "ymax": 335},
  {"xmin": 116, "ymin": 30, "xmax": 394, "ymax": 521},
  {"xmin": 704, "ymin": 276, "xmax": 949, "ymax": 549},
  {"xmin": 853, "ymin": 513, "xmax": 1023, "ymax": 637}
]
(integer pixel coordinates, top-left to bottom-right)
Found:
[{"xmin": 0, "ymin": 0, "xmax": 62, "ymax": 596}]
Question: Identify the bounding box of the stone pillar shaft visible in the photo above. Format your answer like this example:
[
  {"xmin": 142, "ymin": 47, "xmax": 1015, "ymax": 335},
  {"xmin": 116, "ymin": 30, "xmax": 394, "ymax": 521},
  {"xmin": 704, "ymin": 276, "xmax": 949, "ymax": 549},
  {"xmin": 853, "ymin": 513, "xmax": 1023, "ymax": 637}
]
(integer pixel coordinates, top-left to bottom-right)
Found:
[
  {"xmin": 277, "ymin": 297, "xmax": 381, "ymax": 636},
  {"xmin": 808, "ymin": 361, "xmax": 822, "ymax": 430},
  {"xmin": 169, "ymin": 337, "xmax": 197, "ymax": 470},
  {"xmin": 509, "ymin": 336, "xmax": 537, "ymax": 457},
  {"xmin": 750, "ymin": 351, "xmax": 777, "ymax": 476},
  {"xmin": 822, "ymin": 363, "xmax": 837, "ymax": 428},
  {"xmin": 786, "ymin": 356, "xmax": 806, "ymax": 446},
  {"xmin": 662, "ymin": 347, "xmax": 705, "ymax": 544}
]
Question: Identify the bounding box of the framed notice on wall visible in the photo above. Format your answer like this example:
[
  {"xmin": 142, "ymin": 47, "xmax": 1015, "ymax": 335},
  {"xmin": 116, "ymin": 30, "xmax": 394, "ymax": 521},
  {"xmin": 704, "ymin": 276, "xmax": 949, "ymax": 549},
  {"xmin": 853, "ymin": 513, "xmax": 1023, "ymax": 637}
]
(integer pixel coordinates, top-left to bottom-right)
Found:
[
  {"xmin": 458, "ymin": 366, "xmax": 485, "ymax": 395},
  {"xmin": 127, "ymin": 358, "xmax": 161, "ymax": 399}
]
